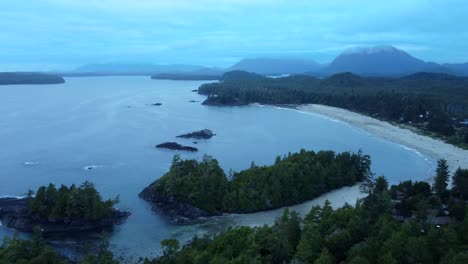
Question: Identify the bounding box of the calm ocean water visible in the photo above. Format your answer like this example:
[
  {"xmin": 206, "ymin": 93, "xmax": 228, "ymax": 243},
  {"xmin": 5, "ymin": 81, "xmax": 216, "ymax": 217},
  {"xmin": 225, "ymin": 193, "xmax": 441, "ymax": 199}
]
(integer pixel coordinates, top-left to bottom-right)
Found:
[{"xmin": 0, "ymin": 77, "xmax": 434, "ymax": 259}]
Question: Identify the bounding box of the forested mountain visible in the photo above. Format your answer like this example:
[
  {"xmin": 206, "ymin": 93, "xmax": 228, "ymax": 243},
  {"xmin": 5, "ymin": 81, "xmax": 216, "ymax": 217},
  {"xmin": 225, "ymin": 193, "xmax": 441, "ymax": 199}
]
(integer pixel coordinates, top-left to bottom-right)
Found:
[
  {"xmin": 199, "ymin": 71, "xmax": 468, "ymax": 148},
  {"xmin": 323, "ymin": 46, "xmax": 450, "ymax": 76},
  {"xmin": 228, "ymin": 58, "xmax": 323, "ymax": 75}
]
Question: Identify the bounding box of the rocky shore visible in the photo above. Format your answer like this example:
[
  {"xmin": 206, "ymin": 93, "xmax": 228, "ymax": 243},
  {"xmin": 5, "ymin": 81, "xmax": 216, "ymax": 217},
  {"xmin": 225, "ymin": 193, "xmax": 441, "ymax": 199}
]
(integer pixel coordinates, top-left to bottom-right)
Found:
[
  {"xmin": 0, "ymin": 197, "xmax": 130, "ymax": 233},
  {"xmin": 139, "ymin": 184, "xmax": 218, "ymax": 225}
]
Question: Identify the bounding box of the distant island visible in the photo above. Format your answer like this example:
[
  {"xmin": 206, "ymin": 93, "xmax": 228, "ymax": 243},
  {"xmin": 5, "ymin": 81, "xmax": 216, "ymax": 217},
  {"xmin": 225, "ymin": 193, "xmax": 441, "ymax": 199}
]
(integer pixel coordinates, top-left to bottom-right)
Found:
[
  {"xmin": 0, "ymin": 72, "xmax": 65, "ymax": 85},
  {"xmin": 0, "ymin": 181, "xmax": 129, "ymax": 233},
  {"xmin": 139, "ymin": 150, "xmax": 371, "ymax": 224},
  {"xmin": 198, "ymin": 71, "xmax": 468, "ymax": 149},
  {"xmin": 151, "ymin": 73, "xmax": 221, "ymax": 81}
]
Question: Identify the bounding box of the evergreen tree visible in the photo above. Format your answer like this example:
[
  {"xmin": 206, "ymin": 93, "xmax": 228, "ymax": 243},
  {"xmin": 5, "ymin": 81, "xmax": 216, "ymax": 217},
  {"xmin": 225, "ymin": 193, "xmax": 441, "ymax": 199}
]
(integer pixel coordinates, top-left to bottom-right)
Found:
[{"xmin": 433, "ymin": 159, "xmax": 450, "ymax": 198}]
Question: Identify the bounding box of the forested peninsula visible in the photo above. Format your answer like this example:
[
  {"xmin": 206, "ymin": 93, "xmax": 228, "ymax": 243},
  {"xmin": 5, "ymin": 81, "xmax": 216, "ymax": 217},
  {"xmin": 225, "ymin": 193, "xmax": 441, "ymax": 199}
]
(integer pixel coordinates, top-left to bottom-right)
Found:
[
  {"xmin": 148, "ymin": 163, "xmax": 468, "ymax": 264},
  {"xmin": 198, "ymin": 71, "xmax": 468, "ymax": 148},
  {"xmin": 0, "ymin": 72, "xmax": 65, "ymax": 85},
  {"xmin": 139, "ymin": 150, "xmax": 371, "ymax": 224}
]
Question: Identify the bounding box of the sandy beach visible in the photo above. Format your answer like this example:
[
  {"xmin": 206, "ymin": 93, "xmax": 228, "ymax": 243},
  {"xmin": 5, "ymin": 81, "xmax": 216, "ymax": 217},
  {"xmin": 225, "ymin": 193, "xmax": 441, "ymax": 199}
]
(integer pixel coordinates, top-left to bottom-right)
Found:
[{"xmin": 298, "ymin": 104, "xmax": 468, "ymax": 174}]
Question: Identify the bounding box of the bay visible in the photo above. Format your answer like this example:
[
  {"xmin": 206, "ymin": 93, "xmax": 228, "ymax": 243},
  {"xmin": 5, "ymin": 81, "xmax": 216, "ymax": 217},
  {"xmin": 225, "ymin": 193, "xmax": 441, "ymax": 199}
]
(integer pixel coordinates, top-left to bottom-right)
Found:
[{"xmin": 0, "ymin": 77, "xmax": 434, "ymax": 259}]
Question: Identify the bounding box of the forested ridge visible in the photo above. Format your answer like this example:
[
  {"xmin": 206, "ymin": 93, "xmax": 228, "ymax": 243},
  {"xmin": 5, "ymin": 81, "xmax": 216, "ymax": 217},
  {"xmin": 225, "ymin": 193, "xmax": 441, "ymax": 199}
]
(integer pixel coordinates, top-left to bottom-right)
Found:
[
  {"xmin": 150, "ymin": 150, "xmax": 371, "ymax": 214},
  {"xmin": 199, "ymin": 71, "xmax": 468, "ymax": 147}
]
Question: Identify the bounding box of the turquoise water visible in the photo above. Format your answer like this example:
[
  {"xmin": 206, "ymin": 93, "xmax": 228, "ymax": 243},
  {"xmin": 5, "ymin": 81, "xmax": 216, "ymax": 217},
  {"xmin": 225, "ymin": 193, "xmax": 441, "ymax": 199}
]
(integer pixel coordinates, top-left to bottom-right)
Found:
[{"xmin": 0, "ymin": 77, "xmax": 434, "ymax": 259}]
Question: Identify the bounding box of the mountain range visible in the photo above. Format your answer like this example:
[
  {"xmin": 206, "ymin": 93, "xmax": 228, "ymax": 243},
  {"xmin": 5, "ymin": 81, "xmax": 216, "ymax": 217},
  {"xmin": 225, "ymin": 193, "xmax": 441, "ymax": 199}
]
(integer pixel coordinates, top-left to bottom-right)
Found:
[{"xmin": 64, "ymin": 46, "xmax": 468, "ymax": 77}]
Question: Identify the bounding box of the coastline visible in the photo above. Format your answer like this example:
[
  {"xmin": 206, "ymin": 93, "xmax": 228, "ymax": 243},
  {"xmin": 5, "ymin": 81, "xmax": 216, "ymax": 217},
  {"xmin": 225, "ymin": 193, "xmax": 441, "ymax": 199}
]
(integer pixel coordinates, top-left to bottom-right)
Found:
[{"xmin": 297, "ymin": 104, "xmax": 468, "ymax": 174}]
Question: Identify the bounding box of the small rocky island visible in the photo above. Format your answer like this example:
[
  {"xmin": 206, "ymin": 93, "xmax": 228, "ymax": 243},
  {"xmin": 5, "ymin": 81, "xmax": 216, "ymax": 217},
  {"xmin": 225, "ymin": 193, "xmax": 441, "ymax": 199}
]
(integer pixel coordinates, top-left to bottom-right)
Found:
[
  {"xmin": 155, "ymin": 142, "xmax": 198, "ymax": 152},
  {"xmin": 0, "ymin": 181, "xmax": 130, "ymax": 233},
  {"xmin": 176, "ymin": 129, "xmax": 215, "ymax": 139},
  {"xmin": 0, "ymin": 72, "xmax": 65, "ymax": 85}
]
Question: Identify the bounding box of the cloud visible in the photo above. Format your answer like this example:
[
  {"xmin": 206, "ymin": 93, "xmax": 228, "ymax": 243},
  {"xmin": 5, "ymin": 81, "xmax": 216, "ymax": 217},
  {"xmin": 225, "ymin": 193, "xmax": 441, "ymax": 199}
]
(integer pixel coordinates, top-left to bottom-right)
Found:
[{"xmin": 0, "ymin": 0, "xmax": 467, "ymax": 70}]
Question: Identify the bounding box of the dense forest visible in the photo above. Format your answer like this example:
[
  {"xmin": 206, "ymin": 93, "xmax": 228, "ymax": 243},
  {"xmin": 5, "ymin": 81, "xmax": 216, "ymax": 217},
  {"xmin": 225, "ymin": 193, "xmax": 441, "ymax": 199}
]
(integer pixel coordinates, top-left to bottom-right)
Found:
[
  {"xmin": 150, "ymin": 150, "xmax": 371, "ymax": 214},
  {"xmin": 0, "ymin": 229, "xmax": 66, "ymax": 264},
  {"xmin": 0, "ymin": 228, "xmax": 119, "ymax": 264},
  {"xmin": 2, "ymin": 161, "xmax": 468, "ymax": 263},
  {"xmin": 147, "ymin": 163, "xmax": 468, "ymax": 264},
  {"xmin": 0, "ymin": 72, "xmax": 65, "ymax": 85},
  {"xmin": 28, "ymin": 181, "xmax": 120, "ymax": 221},
  {"xmin": 198, "ymin": 71, "xmax": 468, "ymax": 148}
]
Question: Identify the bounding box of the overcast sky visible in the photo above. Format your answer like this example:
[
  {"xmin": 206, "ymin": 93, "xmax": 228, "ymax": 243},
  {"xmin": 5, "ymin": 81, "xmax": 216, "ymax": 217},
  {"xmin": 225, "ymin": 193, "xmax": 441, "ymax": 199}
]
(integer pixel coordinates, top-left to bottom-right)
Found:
[{"xmin": 1, "ymin": 0, "xmax": 467, "ymax": 71}]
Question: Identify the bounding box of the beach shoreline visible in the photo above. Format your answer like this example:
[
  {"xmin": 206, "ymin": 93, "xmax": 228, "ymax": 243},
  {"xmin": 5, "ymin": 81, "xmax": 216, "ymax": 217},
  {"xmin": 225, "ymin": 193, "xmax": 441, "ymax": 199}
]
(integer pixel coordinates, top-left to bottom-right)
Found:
[{"xmin": 297, "ymin": 104, "xmax": 468, "ymax": 175}]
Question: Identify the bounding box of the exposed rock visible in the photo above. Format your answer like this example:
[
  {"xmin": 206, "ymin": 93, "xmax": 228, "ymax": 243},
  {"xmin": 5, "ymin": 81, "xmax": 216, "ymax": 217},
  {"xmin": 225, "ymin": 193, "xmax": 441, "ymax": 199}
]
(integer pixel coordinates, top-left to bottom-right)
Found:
[
  {"xmin": 139, "ymin": 184, "xmax": 217, "ymax": 225},
  {"xmin": 176, "ymin": 129, "xmax": 215, "ymax": 139},
  {"xmin": 191, "ymin": 89, "xmax": 198, "ymax": 92},
  {"xmin": 188, "ymin": 100, "xmax": 199, "ymax": 103},
  {"xmin": 150, "ymin": 103, "xmax": 163, "ymax": 106},
  {"xmin": 0, "ymin": 197, "xmax": 130, "ymax": 233},
  {"xmin": 155, "ymin": 142, "xmax": 198, "ymax": 152}
]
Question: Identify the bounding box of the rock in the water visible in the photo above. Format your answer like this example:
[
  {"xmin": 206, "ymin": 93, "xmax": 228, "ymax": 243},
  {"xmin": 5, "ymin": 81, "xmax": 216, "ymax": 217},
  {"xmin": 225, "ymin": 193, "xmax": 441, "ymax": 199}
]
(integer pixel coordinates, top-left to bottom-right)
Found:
[
  {"xmin": 155, "ymin": 142, "xmax": 198, "ymax": 152},
  {"xmin": 188, "ymin": 100, "xmax": 199, "ymax": 103},
  {"xmin": 0, "ymin": 197, "xmax": 130, "ymax": 233},
  {"xmin": 150, "ymin": 103, "xmax": 163, "ymax": 106},
  {"xmin": 191, "ymin": 89, "xmax": 198, "ymax": 92},
  {"xmin": 176, "ymin": 129, "xmax": 215, "ymax": 139}
]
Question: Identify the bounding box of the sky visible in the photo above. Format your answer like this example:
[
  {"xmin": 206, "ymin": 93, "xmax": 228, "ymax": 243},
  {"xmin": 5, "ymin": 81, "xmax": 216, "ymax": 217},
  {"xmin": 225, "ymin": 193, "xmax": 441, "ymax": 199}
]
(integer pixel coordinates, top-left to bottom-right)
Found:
[{"xmin": 1, "ymin": 0, "xmax": 467, "ymax": 71}]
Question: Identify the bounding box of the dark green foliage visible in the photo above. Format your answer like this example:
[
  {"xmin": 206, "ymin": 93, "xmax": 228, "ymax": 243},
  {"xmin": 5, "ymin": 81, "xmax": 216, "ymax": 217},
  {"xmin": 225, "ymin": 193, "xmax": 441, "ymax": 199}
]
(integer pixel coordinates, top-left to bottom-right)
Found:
[
  {"xmin": 452, "ymin": 168, "xmax": 468, "ymax": 199},
  {"xmin": 81, "ymin": 241, "xmax": 119, "ymax": 264},
  {"xmin": 153, "ymin": 150, "xmax": 371, "ymax": 213},
  {"xmin": 151, "ymin": 176, "xmax": 468, "ymax": 264},
  {"xmin": 0, "ymin": 230, "xmax": 65, "ymax": 264},
  {"xmin": 427, "ymin": 112, "xmax": 455, "ymax": 136},
  {"xmin": 198, "ymin": 72, "xmax": 468, "ymax": 147},
  {"xmin": 28, "ymin": 181, "xmax": 119, "ymax": 221},
  {"xmin": 433, "ymin": 159, "xmax": 450, "ymax": 198},
  {"xmin": 153, "ymin": 155, "xmax": 228, "ymax": 213}
]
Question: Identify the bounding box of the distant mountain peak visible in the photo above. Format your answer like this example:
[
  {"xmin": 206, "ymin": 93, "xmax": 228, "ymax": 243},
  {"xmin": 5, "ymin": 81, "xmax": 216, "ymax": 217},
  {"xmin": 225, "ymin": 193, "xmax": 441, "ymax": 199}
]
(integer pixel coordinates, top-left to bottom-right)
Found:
[
  {"xmin": 342, "ymin": 45, "xmax": 401, "ymax": 55},
  {"xmin": 325, "ymin": 45, "xmax": 449, "ymax": 76}
]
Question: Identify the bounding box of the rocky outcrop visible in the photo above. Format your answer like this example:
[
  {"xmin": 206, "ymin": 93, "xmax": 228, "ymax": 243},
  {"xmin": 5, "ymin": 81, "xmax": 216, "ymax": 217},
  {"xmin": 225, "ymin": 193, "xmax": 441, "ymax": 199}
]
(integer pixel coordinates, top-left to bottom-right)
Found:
[
  {"xmin": 139, "ymin": 184, "xmax": 217, "ymax": 225},
  {"xmin": 155, "ymin": 142, "xmax": 198, "ymax": 152},
  {"xmin": 176, "ymin": 129, "xmax": 215, "ymax": 139},
  {"xmin": 0, "ymin": 197, "xmax": 130, "ymax": 233}
]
